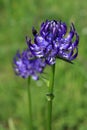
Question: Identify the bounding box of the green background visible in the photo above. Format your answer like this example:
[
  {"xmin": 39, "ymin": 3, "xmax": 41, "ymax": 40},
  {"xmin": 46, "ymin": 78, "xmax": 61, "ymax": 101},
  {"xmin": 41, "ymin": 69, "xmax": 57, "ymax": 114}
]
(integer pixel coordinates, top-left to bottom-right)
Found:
[{"xmin": 0, "ymin": 0, "xmax": 87, "ymax": 130}]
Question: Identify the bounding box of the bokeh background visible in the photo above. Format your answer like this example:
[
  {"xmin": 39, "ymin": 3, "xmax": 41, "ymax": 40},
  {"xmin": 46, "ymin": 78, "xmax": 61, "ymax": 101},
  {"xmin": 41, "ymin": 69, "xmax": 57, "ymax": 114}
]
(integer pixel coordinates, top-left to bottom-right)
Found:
[{"xmin": 0, "ymin": 0, "xmax": 87, "ymax": 130}]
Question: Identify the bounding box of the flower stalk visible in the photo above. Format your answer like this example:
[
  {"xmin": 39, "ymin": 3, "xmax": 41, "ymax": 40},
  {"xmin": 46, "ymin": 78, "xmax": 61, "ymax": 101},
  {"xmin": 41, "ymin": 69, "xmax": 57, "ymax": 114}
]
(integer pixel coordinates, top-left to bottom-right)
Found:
[
  {"xmin": 47, "ymin": 64, "xmax": 55, "ymax": 130},
  {"xmin": 27, "ymin": 77, "xmax": 33, "ymax": 130},
  {"xmin": 13, "ymin": 19, "xmax": 79, "ymax": 130}
]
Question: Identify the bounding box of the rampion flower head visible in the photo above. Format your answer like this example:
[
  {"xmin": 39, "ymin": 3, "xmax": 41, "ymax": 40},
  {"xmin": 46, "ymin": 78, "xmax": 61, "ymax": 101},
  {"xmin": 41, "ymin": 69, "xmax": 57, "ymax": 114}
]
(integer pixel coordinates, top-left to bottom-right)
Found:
[
  {"xmin": 13, "ymin": 49, "xmax": 46, "ymax": 80},
  {"xmin": 29, "ymin": 20, "xmax": 79, "ymax": 65}
]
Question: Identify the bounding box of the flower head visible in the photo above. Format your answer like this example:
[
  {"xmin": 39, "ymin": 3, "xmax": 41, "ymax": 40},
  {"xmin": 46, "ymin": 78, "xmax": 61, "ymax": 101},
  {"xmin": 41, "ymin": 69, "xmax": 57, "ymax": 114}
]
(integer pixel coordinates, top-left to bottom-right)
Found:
[
  {"xmin": 29, "ymin": 20, "xmax": 79, "ymax": 65},
  {"xmin": 13, "ymin": 49, "xmax": 46, "ymax": 80}
]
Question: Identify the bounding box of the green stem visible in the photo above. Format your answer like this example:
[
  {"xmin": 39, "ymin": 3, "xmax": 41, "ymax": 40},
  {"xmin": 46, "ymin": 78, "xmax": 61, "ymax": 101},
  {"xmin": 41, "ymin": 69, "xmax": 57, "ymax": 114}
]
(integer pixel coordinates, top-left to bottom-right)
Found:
[
  {"xmin": 47, "ymin": 64, "xmax": 55, "ymax": 130},
  {"xmin": 27, "ymin": 77, "xmax": 33, "ymax": 130}
]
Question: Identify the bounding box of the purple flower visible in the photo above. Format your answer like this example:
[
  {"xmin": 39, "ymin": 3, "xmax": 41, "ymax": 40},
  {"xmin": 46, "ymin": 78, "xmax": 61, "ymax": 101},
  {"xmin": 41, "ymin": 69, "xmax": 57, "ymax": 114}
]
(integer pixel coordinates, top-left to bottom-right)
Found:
[
  {"xmin": 13, "ymin": 49, "xmax": 46, "ymax": 80},
  {"xmin": 29, "ymin": 20, "xmax": 79, "ymax": 64}
]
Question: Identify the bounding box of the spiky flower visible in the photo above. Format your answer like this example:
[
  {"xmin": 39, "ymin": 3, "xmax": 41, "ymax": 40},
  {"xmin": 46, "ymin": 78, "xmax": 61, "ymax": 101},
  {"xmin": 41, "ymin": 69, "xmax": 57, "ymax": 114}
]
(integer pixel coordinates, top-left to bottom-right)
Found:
[
  {"xmin": 29, "ymin": 20, "xmax": 79, "ymax": 65},
  {"xmin": 13, "ymin": 49, "xmax": 46, "ymax": 80}
]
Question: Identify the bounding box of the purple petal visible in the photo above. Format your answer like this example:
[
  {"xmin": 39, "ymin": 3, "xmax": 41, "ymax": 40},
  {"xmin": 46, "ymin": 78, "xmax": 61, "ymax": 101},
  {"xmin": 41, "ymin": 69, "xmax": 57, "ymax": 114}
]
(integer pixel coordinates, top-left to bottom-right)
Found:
[
  {"xmin": 64, "ymin": 26, "xmax": 74, "ymax": 42},
  {"xmin": 70, "ymin": 47, "xmax": 78, "ymax": 60},
  {"xmin": 72, "ymin": 33, "xmax": 79, "ymax": 48}
]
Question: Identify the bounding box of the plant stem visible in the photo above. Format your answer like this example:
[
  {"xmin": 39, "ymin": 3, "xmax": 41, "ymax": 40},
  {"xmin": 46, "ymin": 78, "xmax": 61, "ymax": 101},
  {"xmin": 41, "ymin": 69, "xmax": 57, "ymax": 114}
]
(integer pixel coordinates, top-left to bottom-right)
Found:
[
  {"xmin": 27, "ymin": 77, "xmax": 33, "ymax": 130},
  {"xmin": 47, "ymin": 64, "xmax": 55, "ymax": 130}
]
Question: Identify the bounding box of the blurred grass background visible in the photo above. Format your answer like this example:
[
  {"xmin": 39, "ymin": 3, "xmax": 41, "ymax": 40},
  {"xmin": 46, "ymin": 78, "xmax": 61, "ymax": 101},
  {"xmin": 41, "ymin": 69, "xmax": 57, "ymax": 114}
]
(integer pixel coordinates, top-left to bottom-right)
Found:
[{"xmin": 0, "ymin": 0, "xmax": 87, "ymax": 130}]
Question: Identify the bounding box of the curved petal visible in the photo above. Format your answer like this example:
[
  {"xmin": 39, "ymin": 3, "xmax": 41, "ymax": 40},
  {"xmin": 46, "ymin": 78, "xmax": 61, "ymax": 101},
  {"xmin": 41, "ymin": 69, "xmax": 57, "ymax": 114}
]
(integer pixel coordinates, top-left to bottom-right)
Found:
[
  {"xmin": 72, "ymin": 33, "xmax": 79, "ymax": 48},
  {"xmin": 32, "ymin": 27, "xmax": 37, "ymax": 36},
  {"xmin": 64, "ymin": 25, "xmax": 74, "ymax": 42},
  {"xmin": 70, "ymin": 47, "xmax": 78, "ymax": 60},
  {"xmin": 46, "ymin": 56, "xmax": 56, "ymax": 65}
]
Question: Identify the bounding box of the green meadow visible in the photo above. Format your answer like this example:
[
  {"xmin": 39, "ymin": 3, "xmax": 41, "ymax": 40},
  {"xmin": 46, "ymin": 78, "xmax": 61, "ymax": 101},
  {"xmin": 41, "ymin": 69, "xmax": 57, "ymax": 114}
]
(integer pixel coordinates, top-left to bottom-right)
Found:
[{"xmin": 0, "ymin": 0, "xmax": 87, "ymax": 130}]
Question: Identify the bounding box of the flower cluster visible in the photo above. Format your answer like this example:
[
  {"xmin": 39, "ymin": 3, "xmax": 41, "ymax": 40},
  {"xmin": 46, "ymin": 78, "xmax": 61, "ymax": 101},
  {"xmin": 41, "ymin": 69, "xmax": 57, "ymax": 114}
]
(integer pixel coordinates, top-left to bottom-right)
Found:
[
  {"xmin": 13, "ymin": 49, "xmax": 46, "ymax": 80},
  {"xmin": 13, "ymin": 20, "xmax": 79, "ymax": 80}
]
